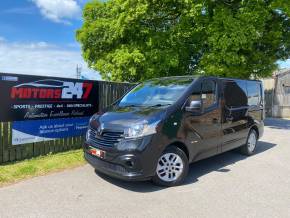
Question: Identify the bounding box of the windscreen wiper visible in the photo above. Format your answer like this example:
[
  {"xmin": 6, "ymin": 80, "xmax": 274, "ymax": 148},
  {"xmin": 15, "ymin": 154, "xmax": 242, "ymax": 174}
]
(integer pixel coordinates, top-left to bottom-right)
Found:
[
  {"xmin": 123, "ymin": 104, "xmax": 140, "ymax": 107},
  {"xmin": 149, "ymin": 103, "xmax": 172, "ymax": 107}
]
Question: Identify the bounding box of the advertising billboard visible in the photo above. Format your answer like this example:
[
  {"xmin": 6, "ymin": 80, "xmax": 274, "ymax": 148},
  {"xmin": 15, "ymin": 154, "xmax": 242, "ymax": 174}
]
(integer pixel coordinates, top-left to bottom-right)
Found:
[
  {"xmin": 12, "ymin": 117, "xmax": 90, "ymax": 145},
  {"xmin": 0, "ymin": 73, "xmax": 99, "ymax": 122}
]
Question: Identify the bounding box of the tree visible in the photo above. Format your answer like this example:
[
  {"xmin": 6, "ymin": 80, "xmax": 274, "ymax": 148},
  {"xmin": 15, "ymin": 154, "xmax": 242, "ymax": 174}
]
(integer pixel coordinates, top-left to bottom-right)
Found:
[{"xmin": 76, "ymin": 0, "xmax": 290, "ymax": 82}]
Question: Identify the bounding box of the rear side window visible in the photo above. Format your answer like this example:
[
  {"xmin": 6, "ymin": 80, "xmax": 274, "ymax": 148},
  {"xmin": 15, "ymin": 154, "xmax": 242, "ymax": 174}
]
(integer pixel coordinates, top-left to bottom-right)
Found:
[
  {"xmin": 247, "ymin": 81, "xmax": 261, "ymax": 106},
  {"xmin": 224, "ymin": 81, "xmax": 248, "ymax": 108}
]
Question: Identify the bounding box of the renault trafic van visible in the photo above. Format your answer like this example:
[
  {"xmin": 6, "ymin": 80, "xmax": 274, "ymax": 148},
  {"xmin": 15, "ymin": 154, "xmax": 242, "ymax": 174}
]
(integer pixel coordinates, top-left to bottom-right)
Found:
[{"xmin": 83, "ymin": 76, "xmax": 264, "ymax": 186}]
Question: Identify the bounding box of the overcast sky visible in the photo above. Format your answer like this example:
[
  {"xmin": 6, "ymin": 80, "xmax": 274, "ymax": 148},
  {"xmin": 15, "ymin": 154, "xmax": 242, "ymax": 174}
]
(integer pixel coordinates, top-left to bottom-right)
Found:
[{"xmin": 0, "ymin": 0, "xmax": 289, "ymax": 80}]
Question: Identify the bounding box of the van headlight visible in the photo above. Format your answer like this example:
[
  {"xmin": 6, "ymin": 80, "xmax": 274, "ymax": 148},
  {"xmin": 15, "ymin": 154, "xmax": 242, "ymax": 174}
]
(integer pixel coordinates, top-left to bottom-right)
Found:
[
  {"xmin": 89, "ymin": 114, "xmax": 99, "ymax": 123},
  {"xmin": 86, "ymin": 130, "xmax": 90, "ymax": 141},
  {"xmin": 124, "ymin": 121, "xmax": 159, "ymax": 139},
  {"xmin": 116, "ymin": 138, "xmax": 144, "ymax": 151},
  {"xmin": 116, "ymin": 135, "xmax": 152, "ymax": 151}
]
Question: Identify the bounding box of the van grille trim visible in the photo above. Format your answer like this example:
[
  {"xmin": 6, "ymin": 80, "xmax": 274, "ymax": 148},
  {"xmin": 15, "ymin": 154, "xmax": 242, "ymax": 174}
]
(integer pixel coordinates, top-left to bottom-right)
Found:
[{"xmin": 88, "ymin": 128, "xmax": 124, "ymax": 147}]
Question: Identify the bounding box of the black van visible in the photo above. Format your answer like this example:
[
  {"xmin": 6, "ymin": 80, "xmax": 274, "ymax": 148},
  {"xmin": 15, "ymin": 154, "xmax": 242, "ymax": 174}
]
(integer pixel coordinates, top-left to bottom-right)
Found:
[{"xmin": 83, "ymin": 76, "xmax": 264, "ymax": 186}]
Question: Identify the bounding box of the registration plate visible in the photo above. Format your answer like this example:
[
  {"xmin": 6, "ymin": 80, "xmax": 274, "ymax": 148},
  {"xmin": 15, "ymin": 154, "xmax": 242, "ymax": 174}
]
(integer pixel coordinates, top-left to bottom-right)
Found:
[{"xmin": 88, "ymin": 146, "xmax": 106, "ymax": 159}]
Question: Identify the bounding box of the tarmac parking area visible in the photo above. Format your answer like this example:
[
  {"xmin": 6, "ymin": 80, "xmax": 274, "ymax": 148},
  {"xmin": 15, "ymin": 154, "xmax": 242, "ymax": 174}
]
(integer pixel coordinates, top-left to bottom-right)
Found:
[{"xmin": 0, "ymin": 118, "xmax": 289, "ymax": 218}]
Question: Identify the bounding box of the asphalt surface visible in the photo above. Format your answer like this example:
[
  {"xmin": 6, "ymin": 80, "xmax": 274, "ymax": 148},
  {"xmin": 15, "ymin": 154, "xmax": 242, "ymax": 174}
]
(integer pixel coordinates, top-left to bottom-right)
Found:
[{"xmin": 0, "ymin": 118, "xmax": 289, "ymax": 218}]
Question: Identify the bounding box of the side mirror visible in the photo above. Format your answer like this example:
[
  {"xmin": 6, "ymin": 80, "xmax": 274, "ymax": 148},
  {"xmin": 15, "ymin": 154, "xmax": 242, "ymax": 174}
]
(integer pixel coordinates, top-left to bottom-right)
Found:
[{"xmin": 185, "ymin": 100, "xmax": 201, "ymax": 112}]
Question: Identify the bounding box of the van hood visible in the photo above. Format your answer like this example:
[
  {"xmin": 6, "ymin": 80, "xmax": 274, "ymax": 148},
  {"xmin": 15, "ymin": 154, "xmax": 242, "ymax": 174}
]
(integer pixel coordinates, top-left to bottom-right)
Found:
[{"xmin": 90, "ymin": 105, "xmax": 167, "ymax": 131}]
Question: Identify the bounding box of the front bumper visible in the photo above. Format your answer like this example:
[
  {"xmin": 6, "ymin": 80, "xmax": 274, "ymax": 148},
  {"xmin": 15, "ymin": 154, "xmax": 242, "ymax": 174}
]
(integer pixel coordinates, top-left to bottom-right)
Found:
[
  {"xmin": 83, "ymin": 135, "xmax": 162, "ymax": 181},
  {"xmin": 84, "ymin": 152, "xmax": 150, "ymax": 181}
]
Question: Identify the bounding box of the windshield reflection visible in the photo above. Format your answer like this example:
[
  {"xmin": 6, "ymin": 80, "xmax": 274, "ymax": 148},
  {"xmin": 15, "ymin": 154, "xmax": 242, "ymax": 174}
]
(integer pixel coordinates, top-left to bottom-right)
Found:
[{"xmin": 119, "ymin": 77, "xmax": 194, "ymax": 107}]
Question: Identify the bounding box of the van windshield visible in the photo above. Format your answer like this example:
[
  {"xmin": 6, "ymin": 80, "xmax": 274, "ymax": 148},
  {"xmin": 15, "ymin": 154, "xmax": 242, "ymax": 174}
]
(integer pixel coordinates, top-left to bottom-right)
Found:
[{"xmin": 119, "ymin": 77, "xmax": 194, "ymax": 107}]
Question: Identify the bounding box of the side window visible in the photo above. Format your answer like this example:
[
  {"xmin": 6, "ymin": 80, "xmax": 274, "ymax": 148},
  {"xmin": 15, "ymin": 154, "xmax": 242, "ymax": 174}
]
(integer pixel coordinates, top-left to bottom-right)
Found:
[
  {"xmin": 224, "ymin": 80, "xmax": 248, "ymax": 108},
  {"xmin": 201, "ymin": 80, "xmax": 217, "ymax": 110},
  {"xmin": 188, "ymin": 80, "xmax": 217, "ymax": 110},
  {"xmin": 247, "ymin": 81, "xmax": 261, "ymax": 106}
]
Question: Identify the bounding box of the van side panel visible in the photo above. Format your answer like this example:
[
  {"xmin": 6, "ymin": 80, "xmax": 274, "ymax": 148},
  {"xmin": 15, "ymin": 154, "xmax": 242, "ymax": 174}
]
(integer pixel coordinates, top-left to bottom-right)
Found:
[
  {"xmin": 180, "ymin": 77, "xmax": 222, "ymax": 162},
  {"xmin": 221, "ymin": 79, "xmax": 264, "ymax": 152},
  {"xmin": 156, "ymin": 77, "xmax": 264, "ymax": 165},
  {"xmin": 221, "ymin": 80, "xmax": 249, "ymax": 152}
]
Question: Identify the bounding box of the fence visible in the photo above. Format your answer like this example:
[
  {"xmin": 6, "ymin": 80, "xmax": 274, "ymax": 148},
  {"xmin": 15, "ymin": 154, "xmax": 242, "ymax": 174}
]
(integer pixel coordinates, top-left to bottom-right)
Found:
[{"xmin": 0, "ymin": 81, "xmax": 134, "ymax": 164}]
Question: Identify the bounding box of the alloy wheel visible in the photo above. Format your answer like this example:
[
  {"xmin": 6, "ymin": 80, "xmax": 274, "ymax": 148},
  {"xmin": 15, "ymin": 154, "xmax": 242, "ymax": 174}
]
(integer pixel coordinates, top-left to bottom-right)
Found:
[
  {"xmin": 156, "ymin": 153, "xmax": 184, "ymax": 182},
  {"xmin": 247, "ymin": 131, "xmax": 257, "ymax": 152}
]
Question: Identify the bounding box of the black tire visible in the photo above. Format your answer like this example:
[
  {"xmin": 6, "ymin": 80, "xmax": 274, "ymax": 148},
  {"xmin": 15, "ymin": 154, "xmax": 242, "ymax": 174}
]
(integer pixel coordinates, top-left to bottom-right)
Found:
[
  {"xmin": 239, "ymin": 129, "xmax": 258, "ymax": 156},
  {"xmin": 152, "ymin": 146, "xmax": 189, "ymax": 187}
]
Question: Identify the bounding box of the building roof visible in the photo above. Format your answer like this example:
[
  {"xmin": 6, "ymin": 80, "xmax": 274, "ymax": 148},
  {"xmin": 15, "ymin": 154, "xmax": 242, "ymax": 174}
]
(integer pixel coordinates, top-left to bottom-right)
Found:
[{"xmin": 275, "ymin": 69, "xmax": 290, "ymax": 77}]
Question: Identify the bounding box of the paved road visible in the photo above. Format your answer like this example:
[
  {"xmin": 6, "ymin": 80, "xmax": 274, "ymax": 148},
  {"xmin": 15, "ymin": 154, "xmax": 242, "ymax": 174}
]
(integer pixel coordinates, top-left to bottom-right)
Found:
[{"xmin": 0, "ymin": 118, "xmax": 290, "ymax": 218}]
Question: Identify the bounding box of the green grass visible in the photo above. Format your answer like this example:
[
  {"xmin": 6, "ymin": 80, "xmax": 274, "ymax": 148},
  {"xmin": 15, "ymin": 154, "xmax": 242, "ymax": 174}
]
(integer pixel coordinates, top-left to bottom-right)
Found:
[{"xmin": 0, "ymin": 149, "xmax": 85, "ymax": 187}]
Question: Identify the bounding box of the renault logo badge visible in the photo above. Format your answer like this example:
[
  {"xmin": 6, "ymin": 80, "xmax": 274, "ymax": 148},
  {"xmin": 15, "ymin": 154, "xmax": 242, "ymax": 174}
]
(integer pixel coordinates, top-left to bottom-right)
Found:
[{"xmin": 97, "ymin": 123, "xmax": 104, "ymax": 135}]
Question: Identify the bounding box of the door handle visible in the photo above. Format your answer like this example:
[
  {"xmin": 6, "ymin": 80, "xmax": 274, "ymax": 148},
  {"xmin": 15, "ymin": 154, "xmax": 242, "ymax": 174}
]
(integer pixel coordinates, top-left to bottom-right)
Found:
[{"xmin": 226, "ymin": 116, "xmax": 234, "ymax": 122}]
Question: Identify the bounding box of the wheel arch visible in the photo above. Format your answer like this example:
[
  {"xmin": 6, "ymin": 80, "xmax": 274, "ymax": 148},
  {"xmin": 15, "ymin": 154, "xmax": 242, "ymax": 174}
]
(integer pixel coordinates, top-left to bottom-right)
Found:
[
  {"xmin": 166, "ymin": 141, "xmax": 190, "ymax": 161},
  {"xmin": 250, "ymin": 124, "xmax": 259, "ymax": 138}
]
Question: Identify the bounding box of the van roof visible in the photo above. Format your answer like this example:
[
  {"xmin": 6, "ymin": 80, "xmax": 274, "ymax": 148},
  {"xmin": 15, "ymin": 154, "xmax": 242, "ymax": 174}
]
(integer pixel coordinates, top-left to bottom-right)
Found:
[
  {"xmin": 152, "ymin": 75, "xmax": 197, "ymax": 80},
  {"xmin": 151, "ymin": 75, "xmax": 261, "ymax": 83},
  {"xmin": 216, "ymin": 77, "xmax": 262, "ymax": 82}
]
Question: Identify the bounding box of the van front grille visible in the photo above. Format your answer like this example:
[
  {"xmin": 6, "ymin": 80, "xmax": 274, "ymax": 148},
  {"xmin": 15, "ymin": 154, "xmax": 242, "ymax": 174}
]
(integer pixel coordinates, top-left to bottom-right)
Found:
[{"xmin": 88, "ymin": 128, "xmax": 124, "ymax": 147}]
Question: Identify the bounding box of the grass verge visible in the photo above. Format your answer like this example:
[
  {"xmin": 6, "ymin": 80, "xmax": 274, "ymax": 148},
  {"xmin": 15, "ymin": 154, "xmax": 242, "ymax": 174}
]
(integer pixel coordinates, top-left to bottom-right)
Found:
[{"xmin": 0, "ymin": 149, "xmax": 85, "ymax": 187}]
